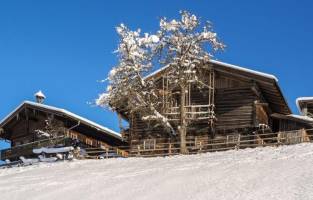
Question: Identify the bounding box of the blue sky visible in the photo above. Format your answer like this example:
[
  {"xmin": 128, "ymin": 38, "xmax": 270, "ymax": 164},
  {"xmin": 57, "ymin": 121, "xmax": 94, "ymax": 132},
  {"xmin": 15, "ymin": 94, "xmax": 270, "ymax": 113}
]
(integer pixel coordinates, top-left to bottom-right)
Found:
[{"xmin": 0, "ymin": 0, "xmax": 313, "ymax": 151}]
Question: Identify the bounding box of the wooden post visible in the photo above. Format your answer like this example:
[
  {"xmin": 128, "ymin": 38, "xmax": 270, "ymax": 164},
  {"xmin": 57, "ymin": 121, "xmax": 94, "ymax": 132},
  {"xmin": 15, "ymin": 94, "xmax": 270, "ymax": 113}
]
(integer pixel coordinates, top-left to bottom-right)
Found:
[
  {"xmin": 25, "ymin": 108, "xmax": 32, "ymax": 142},
  {"xmin": 162, "ymin": 76, "xmax": 165, "ymax": 110},
  {"xmin": 106, "ymin": 148, "xmax": 109, "ymax": 159},
  {"xmin": 179, "ymin": 85, "xmax": 188, "ymax": 154},
  {"xmin": 208, "ymin": 68, "xmax": 216, "ymax": 139},
  {"xmin": 137, "ymin": 145, "xmax": 141, "ymax": 156},
  {"xmin": 277, "ymin": 132, "xmax": 281, "ymax": 144},
  {"xmin": 301, "ymin": 129, "xmax": 310, "ymax": 142},
  {"xmin": 168, "ymin": 143, "xmax": 172, "ymax": 155},
  {"xmin": 117, "ymin": 113, "xmax": 123, "ymax": 135},
  {"xmin": 302, "ymin": 103, "xmax": 308, "ymax": 116},
  {"xmin": 236, "ymin": 134, "xmax": 241, "ymax": 150}
]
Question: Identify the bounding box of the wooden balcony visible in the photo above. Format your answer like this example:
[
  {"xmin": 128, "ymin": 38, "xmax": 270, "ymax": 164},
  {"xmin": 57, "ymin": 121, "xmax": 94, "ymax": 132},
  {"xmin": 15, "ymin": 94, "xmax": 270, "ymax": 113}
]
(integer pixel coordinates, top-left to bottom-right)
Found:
[{"xmin": 162, "ymin": 105, "xmax": 214, "ymax": 121}]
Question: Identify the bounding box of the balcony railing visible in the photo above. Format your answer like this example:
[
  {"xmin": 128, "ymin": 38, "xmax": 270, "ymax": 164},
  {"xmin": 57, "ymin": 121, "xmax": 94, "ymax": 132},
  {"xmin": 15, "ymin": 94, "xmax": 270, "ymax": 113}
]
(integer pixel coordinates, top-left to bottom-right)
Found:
[{"xmin": 162, "ymin": 105, "xmax": 214, "ymax": 121}]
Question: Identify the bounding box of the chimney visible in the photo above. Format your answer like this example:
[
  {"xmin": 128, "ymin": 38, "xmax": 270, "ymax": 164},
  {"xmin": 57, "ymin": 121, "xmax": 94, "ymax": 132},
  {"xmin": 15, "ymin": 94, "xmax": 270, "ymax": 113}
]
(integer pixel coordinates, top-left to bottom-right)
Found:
[{"xmin": 34, "ymin": 90, "xmax": 46, "ymax": 104}]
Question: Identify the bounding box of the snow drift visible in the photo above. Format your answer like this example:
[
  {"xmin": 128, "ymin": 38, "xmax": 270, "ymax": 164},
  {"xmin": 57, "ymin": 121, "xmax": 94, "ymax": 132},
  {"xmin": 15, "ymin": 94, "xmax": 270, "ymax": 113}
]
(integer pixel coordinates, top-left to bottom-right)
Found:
[{"xmin": 1, "ymin": 143, "xmax": 313, "ymax": 200}]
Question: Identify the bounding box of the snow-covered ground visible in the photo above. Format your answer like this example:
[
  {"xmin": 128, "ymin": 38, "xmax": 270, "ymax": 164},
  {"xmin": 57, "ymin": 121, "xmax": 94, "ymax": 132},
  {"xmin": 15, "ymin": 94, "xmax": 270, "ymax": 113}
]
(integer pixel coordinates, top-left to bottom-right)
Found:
[{"xmin": 1, "ymin": 143, "xmax": 313, "ymax": 200}]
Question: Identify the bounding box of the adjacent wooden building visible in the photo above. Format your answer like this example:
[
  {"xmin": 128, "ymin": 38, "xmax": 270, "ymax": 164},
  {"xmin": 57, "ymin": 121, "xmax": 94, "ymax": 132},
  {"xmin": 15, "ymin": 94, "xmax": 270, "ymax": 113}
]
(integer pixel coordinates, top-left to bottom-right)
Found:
[{"xmin": 0, "ymin": 100, "xmax": 124, "ymax": 160}]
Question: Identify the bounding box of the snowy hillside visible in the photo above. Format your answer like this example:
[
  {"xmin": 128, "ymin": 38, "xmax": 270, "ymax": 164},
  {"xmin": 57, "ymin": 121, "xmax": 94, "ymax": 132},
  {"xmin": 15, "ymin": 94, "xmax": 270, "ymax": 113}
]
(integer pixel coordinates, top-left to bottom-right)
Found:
[{"xmin": 1, "ymin": 144, "xmax": 313, "ymax": 200}]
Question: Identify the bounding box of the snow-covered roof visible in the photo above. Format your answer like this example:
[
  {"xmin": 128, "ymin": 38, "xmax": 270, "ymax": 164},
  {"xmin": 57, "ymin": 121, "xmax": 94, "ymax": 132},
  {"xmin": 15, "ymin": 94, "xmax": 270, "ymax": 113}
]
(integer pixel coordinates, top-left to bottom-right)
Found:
[
  {"xmin": 288, "ymin": 114, "xmax": 313, "ymax": 122},
  {"xmin": 145, "ymin": 59, "xmax": 279, "ymax": 82},
  {"xmin": 34, "ymin": 90, "xmax": 46, "ymax": 99},
  {"xmin": 296, "ymin": 97, "xmax": 313, "ymax": 112},
  {"xmin": 144, "ymin": 64, "xmax": 170, "ymax": 79},
  {"xmin": 0, "ymin": 101, "xmax": 121, "ymax": 140},
  {"xmin": 271, "ymin": 113, "xmax": 313, "ymax": 123},
  {"xmin": 144, "ymin": 59, "xmax": 291, "ymax": 115},
  {"xmin": 210, "ymin": 60, "xmax": 278, "ymax": 82},
  {"xmin": 296, "ymin": 97, "xmax": 313, "ymax": 102}
]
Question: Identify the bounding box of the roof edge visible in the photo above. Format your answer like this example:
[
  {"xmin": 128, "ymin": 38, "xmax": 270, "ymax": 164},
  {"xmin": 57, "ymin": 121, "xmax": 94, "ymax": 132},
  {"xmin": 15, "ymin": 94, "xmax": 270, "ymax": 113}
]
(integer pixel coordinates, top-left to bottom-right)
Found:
[
  {"xmin": 0, "ymin": 101, "xmax": 26, "ymax": 127},
  {"xmin": 271, "ymin": 113, "xmax": 313, "ymax": 123},
  {"xmin": 209, "ymin": 60, "xmax": 279, "ymax": 82},
  {"xmin": 145, "ymin": 59, "xmax": 279, "ymax": 82}
]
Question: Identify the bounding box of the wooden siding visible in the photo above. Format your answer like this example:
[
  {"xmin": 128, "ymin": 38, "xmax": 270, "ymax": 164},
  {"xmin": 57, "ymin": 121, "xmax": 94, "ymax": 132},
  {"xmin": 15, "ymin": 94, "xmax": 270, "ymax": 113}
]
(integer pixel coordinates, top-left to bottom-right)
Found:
[
  {"xmin": 0, "ymin": 104, "xmax": 123, "ymax": 156},
  {"xmin": 127, "ymin": 71, "xmax": 266, "ymax": 146},
  {"xmin": 215, "ymin": 86, "xmax": 257, "ymax": 130}
]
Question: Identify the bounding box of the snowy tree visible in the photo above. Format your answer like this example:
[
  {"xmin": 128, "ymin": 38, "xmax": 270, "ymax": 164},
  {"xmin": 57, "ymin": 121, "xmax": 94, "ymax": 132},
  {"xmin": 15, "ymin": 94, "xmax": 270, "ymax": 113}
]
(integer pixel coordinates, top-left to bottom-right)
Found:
[
  {"xmin": 96, "ymin": 24, "xmax": 175, "ymax": 134},
  {"xmin": 97, "ymin": 11, "xmax": 225, "ymax": 153},
  {"xmin": 155, "ymin": 11, "xmax": 225, "ymax": 153}
]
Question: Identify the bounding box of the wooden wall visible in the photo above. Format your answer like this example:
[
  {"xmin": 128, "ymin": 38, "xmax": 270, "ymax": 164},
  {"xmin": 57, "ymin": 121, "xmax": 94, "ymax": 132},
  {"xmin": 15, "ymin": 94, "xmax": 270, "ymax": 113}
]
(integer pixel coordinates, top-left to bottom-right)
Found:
[
  {"xmin": 66, "ymin": 129, "xmax": 111, "ymax": 148},
  {"xmin": 6, "ymin": 112, "xmax": 51, "ymax": 146},
  {"xmin": 3, "ymin": 107, "xmax": 119, "ymax": 149},
  {"xmin": 273, "ymin": 118, "xmax": 312, "ymax": 132},
  {"xmin": 127, "ymin": 71, "xmax": 269, "ymax": 147},
  {"xmin": 129, "ymin": 114, "xmax": 172, "ymax": 148},
  {"xmin": 215, "ymin": 86, "xmax": 257, "ymax": 130},
  {"xmin": 125, "ymin": 68, "xmax": 313, "ymax": 151}
]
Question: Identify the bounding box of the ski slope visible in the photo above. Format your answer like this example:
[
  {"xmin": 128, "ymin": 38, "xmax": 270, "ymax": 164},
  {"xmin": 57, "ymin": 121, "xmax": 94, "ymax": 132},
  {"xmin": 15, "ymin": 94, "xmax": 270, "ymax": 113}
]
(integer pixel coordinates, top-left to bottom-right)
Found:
[{"xmin": 0, "ymin": 143, "xmax": 313, "ymax": 200}]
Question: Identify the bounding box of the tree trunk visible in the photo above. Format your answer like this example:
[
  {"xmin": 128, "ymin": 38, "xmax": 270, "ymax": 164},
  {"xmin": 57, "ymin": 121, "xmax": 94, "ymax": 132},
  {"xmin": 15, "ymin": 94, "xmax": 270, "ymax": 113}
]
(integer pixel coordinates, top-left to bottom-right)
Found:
[{"xmin": 179, "ymin": 85, "xmax": 188, "ymax": 154}]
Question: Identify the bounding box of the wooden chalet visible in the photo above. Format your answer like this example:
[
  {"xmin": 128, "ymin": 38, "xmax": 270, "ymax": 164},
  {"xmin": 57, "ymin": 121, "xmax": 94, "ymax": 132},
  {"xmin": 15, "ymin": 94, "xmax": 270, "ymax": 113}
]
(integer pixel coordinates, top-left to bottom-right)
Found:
[
  {"xmin": 1, "ymin": 61, "xmax": 313, "ymax": 159},
  {"xmin": 117, "ymin": 60, "xmax": 313, "ymax": 155},
  {"xmin": 0, "ymin": 99, "xmax": 124, "ymax": 161}
]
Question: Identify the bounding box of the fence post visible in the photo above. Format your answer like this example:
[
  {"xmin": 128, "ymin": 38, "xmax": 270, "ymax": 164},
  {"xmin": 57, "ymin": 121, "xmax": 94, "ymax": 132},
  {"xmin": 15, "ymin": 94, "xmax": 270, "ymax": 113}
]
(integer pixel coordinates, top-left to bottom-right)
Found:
[
  {"xmin": 168, "ymin": 143, "xmax": 172, "ymax": 155},
  {"xmin": 235, "ymin": 134, "xmax": 241, "ymax": 150},
  {"xmin": 137, "ymin": 145, "xmax": 141, "ymax": 156},
  {"xmin": 301, "ymin": 129, "xmax": 305, "ymax": 142}
]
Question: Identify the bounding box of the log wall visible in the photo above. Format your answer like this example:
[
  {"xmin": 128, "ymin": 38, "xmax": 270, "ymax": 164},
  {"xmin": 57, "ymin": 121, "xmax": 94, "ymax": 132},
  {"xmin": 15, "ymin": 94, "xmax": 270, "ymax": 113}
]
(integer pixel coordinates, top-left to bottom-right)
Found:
[
  {"xmin": 127, "ymin": 73, "xmax": 266, "ymax": 147},
  {"xmin": 215, "ymin": 86, "xmax": 258, "ymax": 130}
]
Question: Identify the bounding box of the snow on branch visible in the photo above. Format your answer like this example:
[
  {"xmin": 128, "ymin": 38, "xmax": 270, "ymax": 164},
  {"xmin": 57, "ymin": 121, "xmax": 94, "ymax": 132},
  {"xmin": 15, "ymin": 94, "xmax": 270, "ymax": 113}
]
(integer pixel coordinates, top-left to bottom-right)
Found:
[{"xmin": 157, "ymin": 11, "xmax": 225, "ymax": 87}]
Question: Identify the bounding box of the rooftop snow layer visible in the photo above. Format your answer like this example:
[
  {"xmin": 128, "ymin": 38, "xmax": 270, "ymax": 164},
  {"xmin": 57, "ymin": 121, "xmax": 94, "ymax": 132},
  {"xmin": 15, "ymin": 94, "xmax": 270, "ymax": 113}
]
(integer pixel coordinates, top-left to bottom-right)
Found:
[
  {"xmin": 210, "ymin": 60, "xmax": 278, "ymax": 81},
  {"xmin": 288, "ymin": 114, "xmax": 313, "ymax": 122},
  {"xmin": 145, "ymin": 59, "xmax": 279, "ymax": 82}
]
